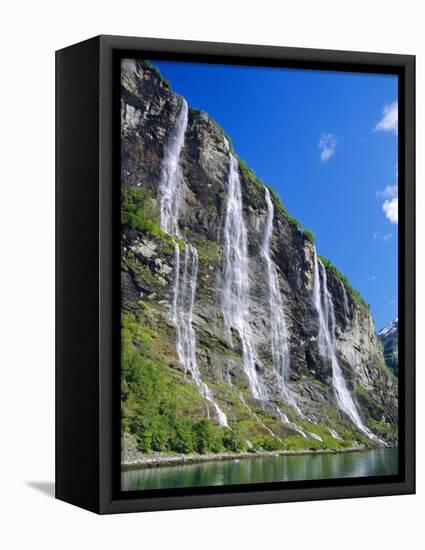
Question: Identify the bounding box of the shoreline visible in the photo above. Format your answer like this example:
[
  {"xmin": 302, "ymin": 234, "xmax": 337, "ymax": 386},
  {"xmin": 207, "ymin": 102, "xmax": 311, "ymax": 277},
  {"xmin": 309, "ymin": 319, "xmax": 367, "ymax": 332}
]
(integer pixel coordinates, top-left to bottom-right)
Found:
[{"xmin": 122, "ymin": 445, "xmax": 392, "ymax": 471}]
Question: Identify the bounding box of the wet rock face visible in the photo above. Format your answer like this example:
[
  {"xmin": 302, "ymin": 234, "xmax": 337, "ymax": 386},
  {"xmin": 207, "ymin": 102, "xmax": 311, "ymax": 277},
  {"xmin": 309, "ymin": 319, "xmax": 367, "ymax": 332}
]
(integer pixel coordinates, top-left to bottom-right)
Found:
[{"xmin": 120, "ymin": 59, "xmax": 398, "ymax": 445}]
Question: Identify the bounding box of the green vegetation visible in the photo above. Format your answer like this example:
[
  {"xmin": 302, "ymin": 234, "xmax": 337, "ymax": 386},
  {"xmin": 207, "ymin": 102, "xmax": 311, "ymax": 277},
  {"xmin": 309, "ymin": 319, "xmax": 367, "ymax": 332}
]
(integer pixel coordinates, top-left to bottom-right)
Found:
[
  {"xmin": 209, "ymin": 117, "xmax": 233, "ymax": 146},
  {"xmin": 143, "ymin": 60, "xmax": 171, "ymax": 89},
  {"xmin": 303, "ymin": 228, "xmax": 315, "ymax": 244},
  {"xmin": 194, "ymin": 238, "xmax": 220, "ymax": 263},
  {"xmin": 119, "ymin": 64, "xmax": 396, "ymax": 465},
  {"xmin": 265, "ymin": 185, "xmax": 303, "ymax": 231},
  {"xmin": 121, "ymin": 186, "xmax": 163, "ymax": 237},
  {"xmin": 234, "ymin": 157, "xmax": 306, "ymax": 233},
  {"xmin": 122, "ymin": 308, "xmax": 367, "ymax": 455},
  {"xmin": 122, "ymin": 307, "xmax": 381, "ymax": 454},
  {"xmin": 125, "ymin": 250, "xmax": 159, "ymax": 287},
  {"xmin": 222, "ymin": 426, "xmax": 247, "ymax": 452},
  {"xmin": 234, "ymin": 151, "xmax": 371, "ymax": 314},
  {"xmin": 378, "ymin": 359, "xmax": 398, "ymax": 386},
  {"xmin": 235, "ymin": 155, "xmax": 370, "ymax": 314},
  {"xmin": 251, "ymin": 435, "xmax": 283, "ymax": 451},
  {"xmin": 380, "ymin": 331, "xmax": 399, "ymax": 377},
  {"xmin": 123, "ymin": 311, "xmax": 248, "ymax": 455},
  {"xmin": 319, "ymin": 255, "xmax": 370, "ymax": 310},
  {"xmin": 238, "ymin": 158, "xmax": 263, "ymax": 187},
  {"xmin": 369, "ymin": 419, "xmax": 398, "ymax": 440},
  {"xmin": 122, "ymin": 311, "xmax": 213, "ymax": 454},
  {"xmin": 354, "ymin": 375, "xmax": 397, "ymax": 444}
]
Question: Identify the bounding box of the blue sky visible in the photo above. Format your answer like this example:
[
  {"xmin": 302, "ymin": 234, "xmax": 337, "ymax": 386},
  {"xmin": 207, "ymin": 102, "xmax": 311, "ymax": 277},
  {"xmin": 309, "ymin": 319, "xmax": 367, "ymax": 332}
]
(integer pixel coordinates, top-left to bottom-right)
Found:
[{"xmin": 152, "ymin": 60, "xmax": 398, "ymax": 330}]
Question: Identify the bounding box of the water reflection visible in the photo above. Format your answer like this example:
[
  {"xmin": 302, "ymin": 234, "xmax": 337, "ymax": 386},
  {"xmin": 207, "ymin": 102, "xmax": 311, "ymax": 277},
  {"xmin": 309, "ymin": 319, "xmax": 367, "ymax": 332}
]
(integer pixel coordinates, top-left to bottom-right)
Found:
[{"xmin": 122, "ymin": 448, "xmax": 398, "ymax": 491}]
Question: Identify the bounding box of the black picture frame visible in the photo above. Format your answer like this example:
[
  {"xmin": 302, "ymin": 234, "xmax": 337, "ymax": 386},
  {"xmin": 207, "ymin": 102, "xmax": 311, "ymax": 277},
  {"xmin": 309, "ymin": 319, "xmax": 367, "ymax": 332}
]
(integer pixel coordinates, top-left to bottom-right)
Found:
[{"xmin": 56, "ymin": 34, "xmax": 415, "ymax": 514}]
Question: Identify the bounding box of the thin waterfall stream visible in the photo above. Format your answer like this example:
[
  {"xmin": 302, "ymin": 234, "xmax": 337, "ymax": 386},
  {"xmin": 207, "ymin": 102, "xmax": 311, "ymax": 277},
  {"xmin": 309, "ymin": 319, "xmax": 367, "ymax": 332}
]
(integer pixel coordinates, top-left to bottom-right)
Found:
[
  {"xmin": 261, "ymin": 187, "xmax": 290, "ymax": 395},
  {"xmin": 312, "ymin": 248, "xmax": 378, "ymax": 441},
  {"xmin": 221, "ymin": 145, "xmax": 268, "ymax": 401},
  {"xmin": 339, "ymin": 278, "xmax": 350, "ymax": 324},
  {"xmin": 261, "ymin": 187, "xmax": 310, "ymax": 433},
  {"xmin": 159, "ymin": 99, "xmax": 228, "ymax": 427}
]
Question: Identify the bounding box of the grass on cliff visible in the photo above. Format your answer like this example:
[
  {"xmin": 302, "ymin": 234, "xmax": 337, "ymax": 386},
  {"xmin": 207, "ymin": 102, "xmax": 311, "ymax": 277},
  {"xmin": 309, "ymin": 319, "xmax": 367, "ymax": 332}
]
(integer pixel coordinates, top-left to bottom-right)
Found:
[
  {"xmin": 142, "ymin": 60, "xmax": 171, "ymax": 89},
  {"xmin": 121, "ymin": 186, "xmax": 163, "ymax": 237},
  {"xmin": 122, "ymin": 310, "xmax": 252, "ymax": 454},
  {"xmin": 235, "ymin": 154, "xmax": 373, "ymax": 313},
  {"xmin": 121, "ymin": 186, "xmax": 184, "ymax": 256},
  {"xmin": 319, "ymin": 255, "xmax": 370, "ymax": 310},
  {"xmin": 135, "ymin": 62, "xmax": 372, "ymax": 316},
  {"xmin": 122, "ymin": 307, "xmax": 357, "ymax": 455},
  {"xmin": 264, "ymin": 183, "xmax": 303, "ymax": 231}
]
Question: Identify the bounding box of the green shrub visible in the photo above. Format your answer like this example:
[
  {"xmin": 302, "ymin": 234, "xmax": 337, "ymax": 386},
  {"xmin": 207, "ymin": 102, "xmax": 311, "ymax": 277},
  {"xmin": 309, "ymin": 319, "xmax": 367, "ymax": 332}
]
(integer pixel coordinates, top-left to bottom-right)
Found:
[
  {"xmin": 121, "ymin": 186, "xmax": 164, "ymax": 238},
  {"xmin": 303, "ymin": 228, "xmax": 315, "ymax": 244},
  {"xmin": 143, "ymin": 60, "xmax": 171, "ymax": 89},
  {"xmin": 122, "ymin": 312, "xmax": 230, "ymax": 455},
  {"xmin": 266, "ymin": 185, "xmax": 302, "ymax": 231},
  {"xmin": 251, "ymin": 435, "xmax": 282, "ymax": 451},
  {"xmin": 223, "ymin": 427, "xmax": 247, "ymax": 452},
  {"xmin": 193, "ymin": 420, "xmax": 224, "ymax": 454},
  {"xmin": 319, "ymin": 255, "xmax": 370, "ymax": 310},
  {"xmin": 170, "ymin": 419, "xmax": 195, "ymax": 453},
  {"xmin": 194, "ymin": 238, "xmax": 220, "ymax": 263},
  {"xmin": 238, "ymin": 158, "xmax": 262, "ymax": 186}
]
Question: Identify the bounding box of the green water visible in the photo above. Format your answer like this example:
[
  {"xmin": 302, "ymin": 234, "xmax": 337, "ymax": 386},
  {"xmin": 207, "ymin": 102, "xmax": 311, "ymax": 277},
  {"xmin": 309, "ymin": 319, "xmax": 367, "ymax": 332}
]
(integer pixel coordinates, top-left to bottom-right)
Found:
[{"xmin": 121, "ymin": 448, "xmax": 398, "ymax": 491}]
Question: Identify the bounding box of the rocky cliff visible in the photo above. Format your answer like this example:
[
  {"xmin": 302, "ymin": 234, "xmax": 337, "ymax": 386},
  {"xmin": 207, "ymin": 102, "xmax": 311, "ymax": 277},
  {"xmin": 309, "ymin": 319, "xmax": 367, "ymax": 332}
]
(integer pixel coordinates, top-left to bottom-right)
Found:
[
  {"xmin": 379, "ymin": 318, "xmax": 399, "ymax": 377},
  {"xmin": 120, "ymin": 59, "xmax": 398, "ymax": 457}
]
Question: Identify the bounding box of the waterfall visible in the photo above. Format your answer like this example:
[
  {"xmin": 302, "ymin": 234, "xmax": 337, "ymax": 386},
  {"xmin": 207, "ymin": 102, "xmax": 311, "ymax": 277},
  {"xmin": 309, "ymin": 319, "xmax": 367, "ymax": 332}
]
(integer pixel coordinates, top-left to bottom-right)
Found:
[
  {"xmin": 175, "ymin": 244, "xmax": 228, "ymax": 427},
  {"xmin": 221, "ymin": 149, "xmax": 267, "ymax": 401},
  {"xmin": 239, "ymin": 392, "xmax": 278, "ymax": 439},
  {"xmin": 339, "ymin": 279, "xmax": 350, "ymax": 323},
  {"xmin": 159, "ymin": 100, "xmax": 188, "ymax": 237},
  {"xmin": 261, "ymin": 187, "xmax": 290, "ymax": 395},
  {"xmin": 159, "ymin": 99, "xmax": 228, "ymax": 427},
  {"xmin": 312, "ymin": 249, "xmax": 377, "ymax": 441},
  {"xmin": 329, "ymin": 428, "xmax": 342, "ymax": 441},
  {"xmin": 276, "ymin": 408, "xmax": 308, "ymax": 439}
]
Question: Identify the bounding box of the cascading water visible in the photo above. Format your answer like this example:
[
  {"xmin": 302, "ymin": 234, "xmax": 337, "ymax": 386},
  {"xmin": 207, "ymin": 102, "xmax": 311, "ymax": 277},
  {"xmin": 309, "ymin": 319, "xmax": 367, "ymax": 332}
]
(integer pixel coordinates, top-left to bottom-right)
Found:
[
  {"xmin": 159, "ymin": 100, "xmax": 188, "ymax": 237},
  {"xmin": 339, "ymin": 279, "xmax": 350, "ymax": 323},
  {"xmin": 276, "ymin": 407, "xmax": 308, "ymax": 439},
  {"xmin": 159, "ymin": 99, "xmax": 228, "ymax": 427},
  {"xmin": 261, "ymin": 187, "xmax": 309, "ymax": 431},
  {"xmin": 239, "ymin": 392, "xmax": 278, "ymax": 439},
  {"xmin": 312, "ymin": 249, "xmax": 377, "ymax": 441},
  {"xmin": 221, "ymin": 147, "xmax": 267, "ymax": 401},
  {"xmin": 176, "ymin": 244, "xmax": 228, "ymax": 426},
  {"xmin": 329, "ymin": 428, "xmax": 342, "ymax": 441},
  {"xmin": 261, "ymin": 187, "xmax": 290, "ymax": 395}
]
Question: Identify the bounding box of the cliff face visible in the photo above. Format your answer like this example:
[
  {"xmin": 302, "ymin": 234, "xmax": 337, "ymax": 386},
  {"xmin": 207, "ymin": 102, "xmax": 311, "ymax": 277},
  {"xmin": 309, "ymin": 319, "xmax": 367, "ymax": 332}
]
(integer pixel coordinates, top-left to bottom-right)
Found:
[
  {"xmin": 379, "ymin": 318, "xmax": 399, "ymax": 376},
  {"xmin": 120, "ymin": 59, "xmax": 398, "ymax": 455}
]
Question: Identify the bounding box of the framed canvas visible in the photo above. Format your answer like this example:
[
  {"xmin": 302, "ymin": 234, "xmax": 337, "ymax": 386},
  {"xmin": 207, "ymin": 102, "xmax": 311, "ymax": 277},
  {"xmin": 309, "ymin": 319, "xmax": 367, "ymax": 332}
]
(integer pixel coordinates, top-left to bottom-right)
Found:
[{"xmin": 56, "ymin": 35, "xmax": 415, "ymax": 514}]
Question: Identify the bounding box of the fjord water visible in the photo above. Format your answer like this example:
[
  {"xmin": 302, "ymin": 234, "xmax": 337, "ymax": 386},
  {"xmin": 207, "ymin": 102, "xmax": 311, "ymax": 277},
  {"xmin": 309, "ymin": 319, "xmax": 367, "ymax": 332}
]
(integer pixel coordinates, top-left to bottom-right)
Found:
[
  {"xmin": 121, "ymin": 448, "xmax": 398, "ymax": 491},
  {"xmin": 312, "ymin": 250, "xmax": 377, "ymax": 441},
  {"xmin": 159, "ymin": 100, "xmax": 227, "ymax": 427},
  {"xmin": 221, "ymin": 150, "xmax": 268, "ymax": 400}
]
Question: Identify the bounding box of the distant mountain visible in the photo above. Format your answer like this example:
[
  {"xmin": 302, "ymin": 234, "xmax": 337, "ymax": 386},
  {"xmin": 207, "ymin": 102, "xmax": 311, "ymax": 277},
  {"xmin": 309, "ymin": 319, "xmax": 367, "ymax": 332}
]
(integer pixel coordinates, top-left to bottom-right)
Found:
[{"xmin": 378, "ymin": 318, "xmax": 399, "ymax": 376}]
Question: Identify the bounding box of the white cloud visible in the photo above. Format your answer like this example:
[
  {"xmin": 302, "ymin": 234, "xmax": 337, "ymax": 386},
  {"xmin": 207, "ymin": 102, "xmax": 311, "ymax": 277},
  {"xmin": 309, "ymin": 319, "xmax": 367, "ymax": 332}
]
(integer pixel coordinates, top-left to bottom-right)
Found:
[
  {"xmin": 376, "ymin": 185, "xmax": 398, "ymax": 198},
  {"xmin": 383, "ymin": 198, "xmax": 398, "ymax": 224},
  {"xmin": 377, "ymin": 181, "xmax": 398, "ymax": 224},
  {"xmin": 375, "ymin": 101, "xmax": 398, "ymax": 134},
  {"xmin": 318, "ymin": 133, "xmax": 337, "ymax": 162},
  {"xmin": 373, "ymin": 231, "xmax": 393, "ymax": 241}
]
